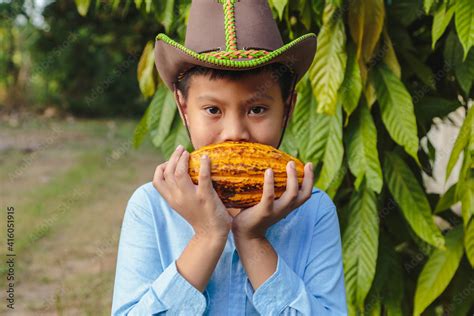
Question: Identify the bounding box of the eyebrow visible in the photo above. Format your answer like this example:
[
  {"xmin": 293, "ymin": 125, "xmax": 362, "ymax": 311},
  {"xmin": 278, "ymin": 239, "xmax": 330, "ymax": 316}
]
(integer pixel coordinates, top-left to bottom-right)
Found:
[{"xmin": 197, "ymin": 93, "xmax": 274, "ymax": 104}]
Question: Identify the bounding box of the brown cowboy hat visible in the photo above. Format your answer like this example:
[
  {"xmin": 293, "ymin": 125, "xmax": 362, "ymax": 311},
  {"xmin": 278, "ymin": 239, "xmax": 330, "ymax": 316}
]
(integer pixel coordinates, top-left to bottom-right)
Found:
[{"xmin": 154, "ymin": 0, "xmax": 317, "ymax": 91}]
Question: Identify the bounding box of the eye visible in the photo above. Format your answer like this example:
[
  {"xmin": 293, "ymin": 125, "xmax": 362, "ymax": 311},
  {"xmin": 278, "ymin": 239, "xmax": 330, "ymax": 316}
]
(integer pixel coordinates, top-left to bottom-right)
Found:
[
  {"xmin": 204, "ymin": 106, "xmax": 221, "ymax": 115},
  {"xmin": 249, "ymin": 106, "xmax": 267, "ymax": 115}
]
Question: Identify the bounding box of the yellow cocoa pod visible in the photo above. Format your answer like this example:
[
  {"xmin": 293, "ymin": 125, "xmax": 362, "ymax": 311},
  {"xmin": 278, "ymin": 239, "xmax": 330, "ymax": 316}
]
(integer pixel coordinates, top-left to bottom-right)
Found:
[{"xmin": 188, "ymin": 141, "xmax": 305, "ymax": 208}]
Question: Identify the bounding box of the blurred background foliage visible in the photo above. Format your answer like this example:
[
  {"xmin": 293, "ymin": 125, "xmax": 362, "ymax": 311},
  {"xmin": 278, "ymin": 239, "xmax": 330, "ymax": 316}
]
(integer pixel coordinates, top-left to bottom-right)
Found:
[
  {"xmin": 0, "ymin": 0, "xmax": 157, "ymax": 116},
  {"xmin": 1, "ymin": 0, "xmax": 473, "ymax": 315}
]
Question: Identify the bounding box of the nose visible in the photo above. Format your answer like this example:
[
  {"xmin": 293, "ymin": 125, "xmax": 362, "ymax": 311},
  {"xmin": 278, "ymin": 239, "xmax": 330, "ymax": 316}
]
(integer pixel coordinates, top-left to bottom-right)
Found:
[{"xmin": 221, "ymin": 115, "xmax": 250, "ymax": 142}]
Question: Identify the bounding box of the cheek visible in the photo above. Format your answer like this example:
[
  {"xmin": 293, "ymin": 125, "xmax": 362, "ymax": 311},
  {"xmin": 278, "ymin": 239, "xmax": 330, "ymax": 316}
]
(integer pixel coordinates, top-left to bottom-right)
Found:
[{"xmin": 187, "ymin": 119, "xmax": 219, "ymax": 143}]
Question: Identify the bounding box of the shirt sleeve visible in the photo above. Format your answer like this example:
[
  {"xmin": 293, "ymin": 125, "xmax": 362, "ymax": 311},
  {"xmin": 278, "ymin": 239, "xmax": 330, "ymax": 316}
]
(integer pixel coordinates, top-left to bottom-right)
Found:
[
  {"xmin": 244, "ymin": 192, "xmax": 347, "ymax": 315},
  {"xmin": 111, "ymin": 194, "xmax": 209, "ymax": 315}
]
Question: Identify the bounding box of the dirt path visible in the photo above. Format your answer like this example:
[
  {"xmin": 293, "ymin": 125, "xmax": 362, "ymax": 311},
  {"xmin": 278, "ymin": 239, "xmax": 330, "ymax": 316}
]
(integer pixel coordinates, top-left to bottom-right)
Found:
[{"xmin": 0, "ymin": 116, "xmax": 163, "ymax": 315}]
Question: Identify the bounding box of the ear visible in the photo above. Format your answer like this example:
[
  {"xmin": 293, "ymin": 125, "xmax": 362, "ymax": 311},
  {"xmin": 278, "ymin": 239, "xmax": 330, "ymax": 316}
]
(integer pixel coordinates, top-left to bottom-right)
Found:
[{"xmin": 174, "ymin": 89, "xmax": 189, "ymax": 123}]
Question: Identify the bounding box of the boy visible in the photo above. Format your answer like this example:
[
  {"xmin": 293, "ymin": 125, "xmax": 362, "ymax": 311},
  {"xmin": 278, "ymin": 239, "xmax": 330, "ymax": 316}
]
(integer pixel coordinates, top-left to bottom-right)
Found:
[{"xmin": 111, "ymin": 0, "xmax": 347, "ymax": 315}]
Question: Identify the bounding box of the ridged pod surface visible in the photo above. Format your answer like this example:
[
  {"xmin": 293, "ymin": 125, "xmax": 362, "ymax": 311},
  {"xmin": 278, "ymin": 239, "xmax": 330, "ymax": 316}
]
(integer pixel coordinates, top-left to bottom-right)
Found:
[{"xmin": 188, "ymin": 141, "xmax": 305, "ymax": 208}]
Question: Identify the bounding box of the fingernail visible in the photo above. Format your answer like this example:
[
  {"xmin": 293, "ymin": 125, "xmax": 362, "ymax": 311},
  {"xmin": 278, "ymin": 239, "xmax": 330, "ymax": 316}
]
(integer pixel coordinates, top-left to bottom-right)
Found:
[
  {"xmin": 290, "ymin": 161, "xmax": 295, "ymax": 169},
  {"xmin": 309, "ymin": 163, "xmax": 313, "ymax": 171},
  {"xmin": 176, "ymin": 144, "xmax": 183, "ymax": 151},
  {"xmin": 266, "ymin": 168, "xmax": 272, "ymax": 176},
  {"xmin": 201, "ymin": 154, "xmax": 208, "ymax": 160}
]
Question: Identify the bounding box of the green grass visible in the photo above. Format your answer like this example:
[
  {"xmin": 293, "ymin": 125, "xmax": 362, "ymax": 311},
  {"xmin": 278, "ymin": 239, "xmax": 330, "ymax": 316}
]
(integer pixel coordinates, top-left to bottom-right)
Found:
[{"xmin": 0, "ymin": 116, "xmax": 162, "ymax": 313}]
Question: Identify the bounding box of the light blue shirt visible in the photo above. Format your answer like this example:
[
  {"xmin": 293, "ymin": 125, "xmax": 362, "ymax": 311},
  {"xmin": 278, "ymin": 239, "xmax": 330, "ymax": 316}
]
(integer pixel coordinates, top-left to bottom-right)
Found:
[{"xmin": 111, "ymin": 182, "xmax": 347, "ymax": 315}]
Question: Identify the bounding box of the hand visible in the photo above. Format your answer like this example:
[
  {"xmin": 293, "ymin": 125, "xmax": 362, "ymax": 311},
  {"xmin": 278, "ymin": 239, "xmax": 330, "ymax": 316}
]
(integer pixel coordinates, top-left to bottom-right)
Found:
[
  {"xmin": 153, "ymin": 145, "xmax": 233, "ymax": 239},
  {"xmin": 231, "ymin": 161, "xmax": 314, "ymax": 240}
]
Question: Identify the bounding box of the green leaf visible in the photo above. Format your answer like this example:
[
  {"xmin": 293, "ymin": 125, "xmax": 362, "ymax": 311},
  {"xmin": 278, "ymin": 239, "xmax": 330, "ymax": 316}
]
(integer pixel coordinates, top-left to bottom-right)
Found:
[
  {"xmin": 151, "ymin": 89, "xmax": 177, "ymax": 148},
  {"xmin": 309, "ymin": 4, "xmax": 347, "ymax": 115},
  {"xmin": 390, "ymin": 0, "xmax": 422, "ymax": 27},
  {"xmin": 424, "ymin": 0, "xmax": 435, "ymax": 14},
  {"xmin": 348, "ymin": 0, "xmax": 385, "ymax": 62},
  {"xmin": 315, "ymin": 105, "xmax": 344, "ymax": 190},
  {"xmin": 160, "ymin": 0, "xmax": 175, "ymax": 33},
  {"xmin": 160, "ymin": 114, "xmax": 191, "ymax": 158},
  {"xmin": 298, "ymin": 0, "xmax": 312, "ymax": 30},
  {"xmin": 444, "ymin": 29, "xmax": 464, "ymax": 69},
  {"xmin": 446, "ymin": 106, "xmax": 473, "ymax": 180},
  {"xmin": 432, "ymin": 2, "xmax": 455, "ymax": 49},
  {"xmin": 414, "ymin": 226, "xmax": 464, "ymax": 315},
  {"xmin": 465, "ymin": 219, "xmax": 474, "ymax": 267},
  {"xmin": 145, "ymin": 0, "xmax": 152, "ymax": 13},
  {"xmin": 133, "ymin": 106, "xmax": 150, "ymax": 149},
  {"xmin": 74, "ymin": 0, "xmax": 91, "ymax": 16},
  {"xmin": 455, "ymin": 0, "xmax": 474, "ymax": 59},
  {"xmin": 384, "ymin": 152, "xmax": 445, "ymax": 248},
  {"xmin": 455, "ymin": 48, "xmax": 474, "ymax": 95},
  {"xmin": 290, "ymin": 77, "xmax": 312, "ymax": 159},
  {"xmin": 434, "ymin": 183, "xmax": 459, "ymax": 213},
  {"xmin": 339, "ymin": 42, "xmax": 362, "ymax": 124},
  {"xmin": 135, "ymin": 0, "xmax": 143, "ymax": 9},
  {"xmin": 279, "ymin": 121, "xmax": 298, "ymax": 158},
  {"xmin": 346, "ymin": 102, "xmax": 383, "ymax": 193},
  {"xmin": 137, "ymin": 41, "xmax": 157, "ymax": 98},
  {"xmin": 399, "ymin": 49, "xmax": 435, "ymax": 89},
  {"xmin": 272, "ymin": 0, "xmax": 288, "ymax": 20},
  {"xmin": 458, "ymin": 158, "xmax": 473, "ymax": 226},
  {"xmin": 326, "ymin": 162, "xmax": 347, "ymax": 199},
  {"xmin": 342, "ymin": 183, "xmax": 379, "ymax": 311},
  {"xmin": 372, "ymin": 65, "xmax": 420, "ymax": 164},
  {"xmin": 382, "ymin": 28, "xmax": 401, "ymax": 79},
  {"xmin": 300, "ymin": 85, "xmax": 325, "ymax": 164},
  {"xmin": 414, "ymin": 97, "xmax": 461, "ymax": 135},
  {"xmin": 146, "ymin": 85, "xmax": 167, "ymax": 133},
  {"xmin": 365, "ymin": 236, "xmax": 404, "ymax": 316}
]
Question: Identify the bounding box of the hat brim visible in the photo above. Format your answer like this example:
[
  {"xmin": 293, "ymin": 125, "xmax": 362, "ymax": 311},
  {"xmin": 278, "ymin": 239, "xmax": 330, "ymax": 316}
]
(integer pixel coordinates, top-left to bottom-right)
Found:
[{"xmin": 154, "ymin": 33, "xmax": 317, "ymax": 91}]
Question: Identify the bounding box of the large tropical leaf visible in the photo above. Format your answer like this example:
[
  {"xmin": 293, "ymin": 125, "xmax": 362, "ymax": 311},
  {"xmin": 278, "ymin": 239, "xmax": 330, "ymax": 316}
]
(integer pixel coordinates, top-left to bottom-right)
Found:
[
  {"xmin": 365, "ymin": 236, "xmax": 404, "ymax": 316},
  {"xmin": 434, "ymin": 183, "xmax": 459, "ymax": 213},
  {"xmin": 315, "ymin": 104, "xmax": 344, "ymax": 190},
  {"xmin": 159, "ymin": 0, "xmax": 176, "ymax": 33},
  {"xmin": 338, "ymin": 42, "xmax": 362, "ymax": 124},
  {"xmin": 290, "ymin": 77, "xmax": 312, "ymax": 158},
  {"xmin": 346, "ymin": 102, "xmax": 383, "ymax": 193},
  {"xmin": 423, "ymin": 0, "xmax": 435, "ymax": 14},
  {"xmin": 298, "ymin": 0, "xmax": 312, "ymax": 30},
  {"xmin": 150, "ymin": 88, "xmax": 177, "ymax": 148},
  {"xmin": 414, "ymin": 226, "xmax": 464, "ymax": 315},
  {"xmin": 342, "ymin": 183, "xmax": 379, "ymax": 311},
  {"xmin": 414, "ymin": 97, "xmax": 461, "ymax": 136},
  {"xmin": 279, "ymin": 120, "xmax": 298, "ymax": 158},
  {"xmin": 146, "ymin": 85, "xmax": 167, "ymax": 133},
  {"xmin": 372, "ymin": 65, "xmax": 420, "ymax": 164},
  {"xmin": 454, "ymin": 0, "xmax": 474, "ymax": 59},
  {"xmin": 446, "ymin": 106, "xmax": 473, "ymax": 180},
  {"xmin": 382, "ymin": 27, "xmax": 401, "ymax": 79},
  {"xmin": 348, "ymin": 0, "xmax": 385, "ymax": 62},
  {"xmin": 432, "ymin": 2, "xmax": 455, "ymax": 49},
  {"xmin": 465, "ymin": 219, "xmax": 474, "ymax": 267},
  {"xmin": 384, "ymin": 152, "xmax": 445, "ymax": 248},
  {"xmin": 74, "ymin": 0, "xmax": 92, "ymax": 16},
  {"xmin": 325, "ymin": 161, "xmax": 347, "ymax": 199},
  {"xmin": 272, "ymin": 0, "xmax": 288, "ymax": 20},
  {"xmin": 398, "ymin": 48, "xmax": 435, "ymax": 89},
  {"xmin": 133, "ymin": 102, "xmax": 151, "ymax": 149},
  {"xmin": 309, "ymin": 4, "xmax": 347, "ymax": 115},
  {"xmin": 137, "ymin": 41, "xmax": 157, "ymax": 98},
  {"xmin": 160, "ymin": 113, "xmax": 192, "ymax": 158},
  {"xmin": 458, "ymin": 154, "xmax": 473, "ymax": 226},
  {"xmin": 455, "ymin": 49, "xmax": 474, "ymax": 95}
]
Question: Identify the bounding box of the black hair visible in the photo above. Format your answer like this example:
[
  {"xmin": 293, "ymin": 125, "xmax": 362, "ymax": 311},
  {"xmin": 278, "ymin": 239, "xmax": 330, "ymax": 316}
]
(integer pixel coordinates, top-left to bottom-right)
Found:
[{"xmin": 175, "ymin": 62, "xmax": 295, "ymax": 105}]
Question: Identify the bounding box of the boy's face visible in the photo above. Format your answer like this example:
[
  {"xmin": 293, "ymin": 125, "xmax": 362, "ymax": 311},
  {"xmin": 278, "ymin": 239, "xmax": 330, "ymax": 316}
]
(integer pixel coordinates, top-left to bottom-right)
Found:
[{"xmin": 175, "ymin": 71, "xmax": 297, "ymax": 150}]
